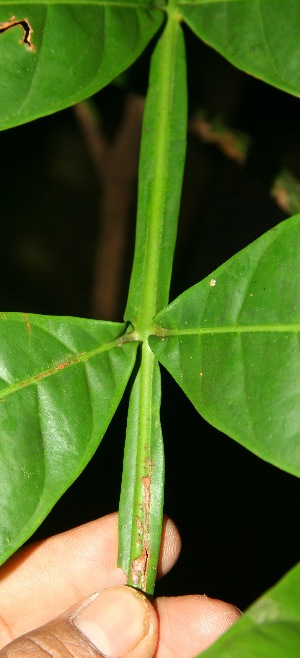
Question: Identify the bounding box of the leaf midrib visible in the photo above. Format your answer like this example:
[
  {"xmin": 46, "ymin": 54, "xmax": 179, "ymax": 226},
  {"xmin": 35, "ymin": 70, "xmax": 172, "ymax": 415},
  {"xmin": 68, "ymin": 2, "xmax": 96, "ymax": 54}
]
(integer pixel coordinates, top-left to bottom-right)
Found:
[
  {"xmin": 156, "ymin": 323, "xmax": 300, "ymax": 336},
  {"xmin": 178, "ymin": 0, "xmax": 251, "ymax": 5},
  {"xmin": 0, "ymin": 335, "xmax": 129, "ymax": 400},
  {"xmin": 0, "ymin": 1, "xmax": 163, "ymax": 6},
  {"xmin": 0, "ymin": 0, "xmax": 255, "ymax": 6}
]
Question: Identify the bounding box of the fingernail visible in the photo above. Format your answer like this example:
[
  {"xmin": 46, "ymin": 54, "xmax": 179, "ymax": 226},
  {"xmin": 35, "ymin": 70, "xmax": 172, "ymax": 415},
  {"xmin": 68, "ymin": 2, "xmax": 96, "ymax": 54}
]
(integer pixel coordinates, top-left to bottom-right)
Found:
[{"xmin": 74, "ymin": 587, "xmax": 150, "ymax": 657}]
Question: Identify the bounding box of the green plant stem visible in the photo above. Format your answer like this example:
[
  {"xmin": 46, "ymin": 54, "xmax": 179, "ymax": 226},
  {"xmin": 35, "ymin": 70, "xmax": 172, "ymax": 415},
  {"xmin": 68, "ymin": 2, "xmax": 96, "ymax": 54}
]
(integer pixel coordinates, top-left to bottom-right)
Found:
[
  {"xmin": 118, "ymin": 7, "xmax": 187, "ymax": 594},
  {"xmin": 135, "ymin": 16, "xmax": 180, "ymax": 333},
  {"xmin": 118, "ymin": 341, "xmax": 164, "ymax": 594},
  {"xmin": 124, "ymin": 7, "xmax": 187, "ymax": 333}
]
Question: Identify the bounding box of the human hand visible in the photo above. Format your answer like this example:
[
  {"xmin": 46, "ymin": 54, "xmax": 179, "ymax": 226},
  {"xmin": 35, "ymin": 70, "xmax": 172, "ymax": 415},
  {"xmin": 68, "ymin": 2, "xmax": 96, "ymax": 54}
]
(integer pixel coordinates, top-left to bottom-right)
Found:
[{"xmin": 0, "ymin": 513, "xmax": 240, "ymax": 657}]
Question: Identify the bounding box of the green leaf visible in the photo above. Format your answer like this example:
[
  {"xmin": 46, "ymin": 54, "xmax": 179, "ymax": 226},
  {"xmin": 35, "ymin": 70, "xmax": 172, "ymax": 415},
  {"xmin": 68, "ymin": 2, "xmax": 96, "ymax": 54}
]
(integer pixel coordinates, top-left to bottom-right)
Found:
[
  {"xmin": 149, "ymin": 215, "xmax": 300, "ymax": 477},
  {"xmin": 0, "ymin": 313, "xmax": 137, "ymax": 564},
  {"xmin": 118, "ymin": 346, "xmax": 164, "ymax": 596},
  {"xmin": 0, "ymin": 2, "xmax": 164, "ymax": 130},
  {"xmin": 178, "ymin": 0, "xmax": 300, "ymax": 97},
  {"xmin": 198, "ymin": 562, "xmax": 300, "ymax": 658}
]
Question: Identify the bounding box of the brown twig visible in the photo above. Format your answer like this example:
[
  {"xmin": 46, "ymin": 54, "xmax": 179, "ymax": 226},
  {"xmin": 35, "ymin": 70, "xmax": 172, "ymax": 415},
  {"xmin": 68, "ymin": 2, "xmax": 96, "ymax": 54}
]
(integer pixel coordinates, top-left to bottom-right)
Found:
[{"xmin": 74, "ymin": 93, "xmax": 144, "ymax": 320}]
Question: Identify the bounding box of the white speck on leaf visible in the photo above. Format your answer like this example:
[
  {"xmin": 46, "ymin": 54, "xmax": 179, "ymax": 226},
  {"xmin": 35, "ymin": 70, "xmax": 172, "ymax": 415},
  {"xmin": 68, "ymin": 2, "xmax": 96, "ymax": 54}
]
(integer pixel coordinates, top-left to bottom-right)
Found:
[{"xmin": 210, "ymin": 279, "xmax": 216, "ymax": 287}]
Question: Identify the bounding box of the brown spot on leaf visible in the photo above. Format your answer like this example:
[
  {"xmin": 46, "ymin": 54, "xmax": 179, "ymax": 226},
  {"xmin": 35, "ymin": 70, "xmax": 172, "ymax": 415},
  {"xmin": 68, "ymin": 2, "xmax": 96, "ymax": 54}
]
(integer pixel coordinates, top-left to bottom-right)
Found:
[
  {"xmin": 131, "ymin": 547, "xmax": 149, "ymax": 589},
  {"xmin": 136, "ymin": 516, "xmax": 143, "ymax": 545},
  {"xmin": 130, "ymin": 458, "xmax": 153, "ymax": 592},
  {"xmin": 32, "ymin": 353, "xmax": 87, "ymax": 384},
  {"xmin": 23, "ymin": 313, "xmax": 31, "ymax": 336}
]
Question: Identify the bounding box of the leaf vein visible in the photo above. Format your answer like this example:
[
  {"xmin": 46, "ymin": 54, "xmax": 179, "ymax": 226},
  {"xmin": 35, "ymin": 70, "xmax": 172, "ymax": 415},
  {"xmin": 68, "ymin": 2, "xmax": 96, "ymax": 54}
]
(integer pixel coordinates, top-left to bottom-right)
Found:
[{"xmin": 0, "ymin": 336, "xmax": 124, "ymax": 400}]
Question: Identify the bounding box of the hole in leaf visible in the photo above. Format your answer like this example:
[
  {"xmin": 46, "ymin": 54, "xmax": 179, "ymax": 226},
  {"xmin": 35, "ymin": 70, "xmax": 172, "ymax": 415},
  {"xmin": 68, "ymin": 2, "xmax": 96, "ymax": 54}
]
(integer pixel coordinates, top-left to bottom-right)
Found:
[{"xmin": 0, "ymin": 16, "xmax": 35, "ymax": 50}]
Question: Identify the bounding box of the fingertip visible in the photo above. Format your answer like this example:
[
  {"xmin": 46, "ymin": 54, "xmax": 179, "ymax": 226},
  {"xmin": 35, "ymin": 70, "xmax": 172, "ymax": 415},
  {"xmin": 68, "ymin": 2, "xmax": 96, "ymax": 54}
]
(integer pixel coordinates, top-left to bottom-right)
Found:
[
  {"xmin": 155, "ymin": 594, "xmax": 241, "ymax": 657},
  {"xmin": 193, "ymin": 595, "xmax": 242, "ymax": 638},
  {"xmin": 73, "ymin": 586, "xmax": 158, "ymax": 658},
  {"xmin": 158, "ymin": 517, "xmax": 182, "ymax": 578}
]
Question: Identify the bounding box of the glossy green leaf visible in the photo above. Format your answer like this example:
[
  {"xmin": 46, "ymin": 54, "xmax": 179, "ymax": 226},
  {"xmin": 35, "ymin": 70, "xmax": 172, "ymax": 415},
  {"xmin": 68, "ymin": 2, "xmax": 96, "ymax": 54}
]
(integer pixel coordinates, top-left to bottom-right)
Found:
[
  {"xmin": 118, "ymin": 346, "xmax": 164, "ymax": 595},
  {"xmin": 0, "ymin": 313, "xmax": 137, "ymax": 564},
  {"xmin": 198, "ymin": 562, "xmax": 300, "ymax": 658},
  {"xmin": 0, "ymin": 2, "xmax": 164, "ymax": 130},
  {"xmin": 150, "ymin": 215, "xmax": 300, "ymax": 477},
  {"xmin": 178, "ymin": 0, "xmax": 300, "ymax": 97}
]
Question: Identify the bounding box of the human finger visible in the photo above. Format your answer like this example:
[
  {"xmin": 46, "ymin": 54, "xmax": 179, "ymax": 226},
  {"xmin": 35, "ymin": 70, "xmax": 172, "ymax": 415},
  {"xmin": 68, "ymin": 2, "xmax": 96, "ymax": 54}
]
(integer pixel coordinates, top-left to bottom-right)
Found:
[
  {"xmin": 0, "ymin": 586, "xmax": 158, "ymax": 658},
  {"xmin": 0, "ymin": 513, "xmax": 180, "ymax": 648},
  {"xmin": 154, "ymin": 594, "xmax": 241, "ymax": 658}
]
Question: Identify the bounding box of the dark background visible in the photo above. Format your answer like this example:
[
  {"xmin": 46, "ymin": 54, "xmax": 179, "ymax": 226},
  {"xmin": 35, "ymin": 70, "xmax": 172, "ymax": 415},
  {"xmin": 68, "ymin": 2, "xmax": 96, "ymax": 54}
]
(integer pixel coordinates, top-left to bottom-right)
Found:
[{"xmin": 1, "ymin": 25, "xmax": 300, "ymax": 612}]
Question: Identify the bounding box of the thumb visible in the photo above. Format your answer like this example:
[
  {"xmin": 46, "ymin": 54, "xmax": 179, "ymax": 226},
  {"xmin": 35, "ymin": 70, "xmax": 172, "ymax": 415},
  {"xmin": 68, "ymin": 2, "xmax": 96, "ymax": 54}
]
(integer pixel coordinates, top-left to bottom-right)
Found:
[{"xmin": 0, "ymin": 586, "xmax": 158, "ymax": 658}]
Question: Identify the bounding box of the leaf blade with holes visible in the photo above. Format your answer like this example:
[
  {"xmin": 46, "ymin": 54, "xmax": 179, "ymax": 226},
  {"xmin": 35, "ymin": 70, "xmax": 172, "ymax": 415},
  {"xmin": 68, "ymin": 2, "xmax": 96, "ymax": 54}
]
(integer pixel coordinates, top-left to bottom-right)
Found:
[
  {"xmin": 0, "ymin": 2, "xmax": 164, "ymax": 130},
  {"xmin": 150, "ymin": 215, "xmax": 300, "ymax": 477},
  {"xmin": 0, "ymin": 313, "xmax": 137, "ymax": 565}
]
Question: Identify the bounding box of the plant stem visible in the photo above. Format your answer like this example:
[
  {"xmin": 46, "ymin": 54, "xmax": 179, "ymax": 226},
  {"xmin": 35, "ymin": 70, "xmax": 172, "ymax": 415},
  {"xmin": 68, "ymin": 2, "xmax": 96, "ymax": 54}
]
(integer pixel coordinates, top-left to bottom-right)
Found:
[
  {"xmin": 135, "ymin": 14, "xmax": 181, "ymax": 332},
  {"xmin": 118, "ymin": 7, "xmax": 187, "ymax": 594},
  {"xmin": 124, "ymin": 7, "xmax": 187, "ymax": 334},
  {"xmin": 118, "ymin": 340, "xmax": 164, "ymax": 594}
]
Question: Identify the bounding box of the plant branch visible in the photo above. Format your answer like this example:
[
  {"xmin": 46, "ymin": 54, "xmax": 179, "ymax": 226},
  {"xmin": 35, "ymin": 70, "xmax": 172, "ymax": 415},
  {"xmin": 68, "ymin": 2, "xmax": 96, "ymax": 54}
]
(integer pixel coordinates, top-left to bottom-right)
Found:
[
  {"xmin": 124, "ymin": 9, "xmax": 187, "ymax": 334},
  {"xmin": 118, "ymin": 9, "xmax": 187, "ymax": 594}
]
